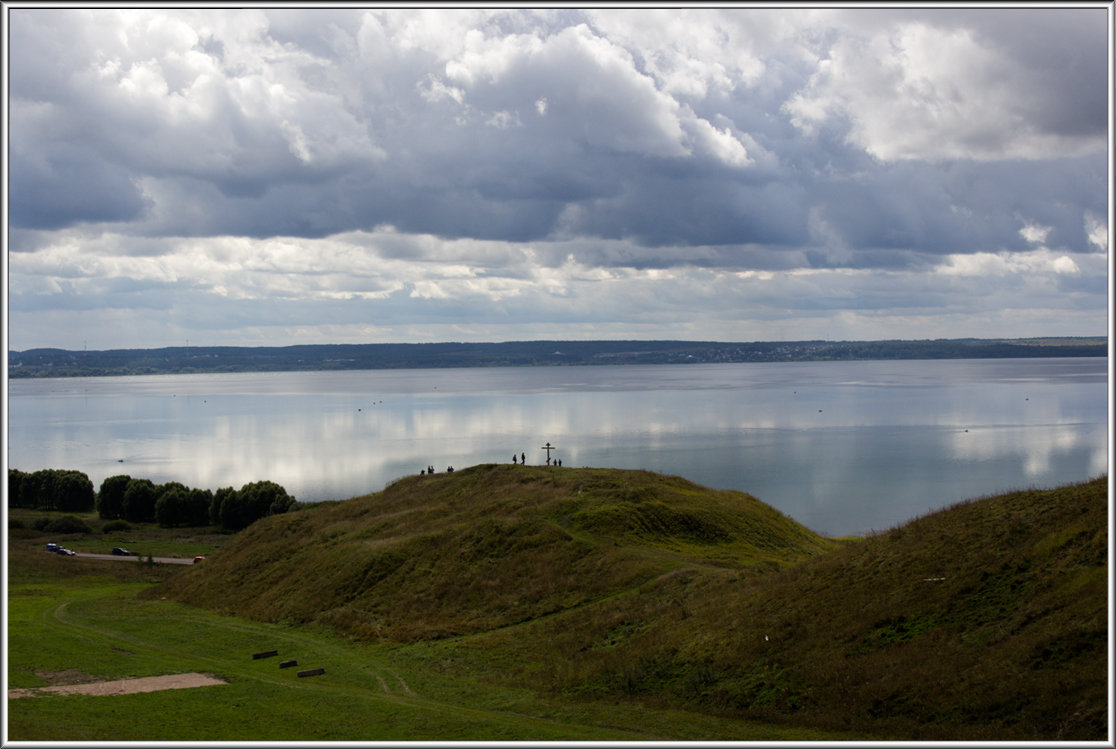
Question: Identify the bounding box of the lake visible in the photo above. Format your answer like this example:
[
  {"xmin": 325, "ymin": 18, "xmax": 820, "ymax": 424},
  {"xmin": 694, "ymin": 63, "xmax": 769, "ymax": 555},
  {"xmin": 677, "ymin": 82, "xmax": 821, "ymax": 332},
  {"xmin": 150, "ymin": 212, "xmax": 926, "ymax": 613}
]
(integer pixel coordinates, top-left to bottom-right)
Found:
[{"xmin": 6, "ymin": 357, "xmax": 1108, "ymax": 537}]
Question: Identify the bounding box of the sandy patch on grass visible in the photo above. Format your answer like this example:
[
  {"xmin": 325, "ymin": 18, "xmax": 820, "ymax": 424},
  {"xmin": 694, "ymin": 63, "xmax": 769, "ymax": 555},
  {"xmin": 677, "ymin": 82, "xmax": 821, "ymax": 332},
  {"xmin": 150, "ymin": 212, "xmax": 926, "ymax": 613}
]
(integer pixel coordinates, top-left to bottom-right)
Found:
[{"xmin": 9, "ymin": 672, "xmax": 227, "ymax": 699}]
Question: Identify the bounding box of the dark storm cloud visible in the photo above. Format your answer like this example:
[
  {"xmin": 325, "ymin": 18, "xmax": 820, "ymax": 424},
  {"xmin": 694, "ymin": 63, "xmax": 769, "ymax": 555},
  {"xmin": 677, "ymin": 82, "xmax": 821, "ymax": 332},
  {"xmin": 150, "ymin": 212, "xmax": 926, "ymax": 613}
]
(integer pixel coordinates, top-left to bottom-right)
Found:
[{"xmin": 8, "ymin": 144, "xmax": 150, "ymax": 229}]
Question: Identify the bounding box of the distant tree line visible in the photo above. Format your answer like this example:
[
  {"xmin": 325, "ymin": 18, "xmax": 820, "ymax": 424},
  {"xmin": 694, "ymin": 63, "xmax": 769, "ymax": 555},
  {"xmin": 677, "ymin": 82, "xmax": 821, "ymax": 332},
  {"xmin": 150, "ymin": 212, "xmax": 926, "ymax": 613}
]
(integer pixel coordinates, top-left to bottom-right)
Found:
[
  {"xmin": 7, "ymin": 469, "xmax": 95, "ymax": 512},
  {"xmin": 9, "ymin": 337, "xmax": 1106, "ymax": 378},
  {"xmin": 8, "ymin": 468, "xmax": 299, "ymax": 531}
]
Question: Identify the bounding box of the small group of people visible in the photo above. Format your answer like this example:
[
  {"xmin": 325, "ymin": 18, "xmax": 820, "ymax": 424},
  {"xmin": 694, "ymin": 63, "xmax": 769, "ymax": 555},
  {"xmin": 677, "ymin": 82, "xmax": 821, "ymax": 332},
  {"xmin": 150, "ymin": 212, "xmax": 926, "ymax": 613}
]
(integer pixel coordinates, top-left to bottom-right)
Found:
[
  {"xmin": 421, "ymin": 452, "xmax": 567, "ymax": 476},
  {"xmin": 512, "ymin": 453, "xmax": 563, "ymax": 467}
]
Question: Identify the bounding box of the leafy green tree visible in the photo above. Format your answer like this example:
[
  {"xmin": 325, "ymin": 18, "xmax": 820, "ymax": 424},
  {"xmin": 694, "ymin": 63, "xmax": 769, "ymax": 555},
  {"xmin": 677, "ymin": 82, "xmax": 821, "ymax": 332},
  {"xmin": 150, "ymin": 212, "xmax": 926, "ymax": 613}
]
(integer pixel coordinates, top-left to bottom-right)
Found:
[
  {"xmin": 25, "ymin": 470, "xmax": 57, "ymax": 510},
  {"xmin": 8, "ymin": 469, "xmax": 29, "ymax": 508},
  {"xmin": 183, "ymin": 488, "xmax": 213, "ymax": 527},
  {"xmin": 217, "ymin": 489, "xmax": 247, "ymax": 531},
  {"xmin": 156, "ymin": 481, "xmax": 190, "ymax": 499},
  {"xmin": 210, "ymin": 486, "xmax": 236, "ymax": 527},
  {"xmin": 97, "ymin": 475, "xmax": 132, "ymax": 519},
  {"xmin": 122, "ymin": 478, "xmax": 157, "ymax": 523},
  {"xmin": 155, "ymin": 486, "xmax": 188, "ymax": 527},
  {"xmin": 217, "ymin": 481, "xmax": 296, "ymax": 531},
  {"xmin": 54, "ymin": 471, "xmax": 95, "ymax": 512}
]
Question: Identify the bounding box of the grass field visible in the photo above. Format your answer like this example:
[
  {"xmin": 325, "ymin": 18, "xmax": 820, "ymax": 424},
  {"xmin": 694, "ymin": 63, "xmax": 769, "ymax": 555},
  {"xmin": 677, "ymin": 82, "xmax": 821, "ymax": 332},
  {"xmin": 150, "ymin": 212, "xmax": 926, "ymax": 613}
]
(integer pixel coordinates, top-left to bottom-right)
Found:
[{"xmin": 6, "ymin": 541, "xmax": 851, "ymax": 741}]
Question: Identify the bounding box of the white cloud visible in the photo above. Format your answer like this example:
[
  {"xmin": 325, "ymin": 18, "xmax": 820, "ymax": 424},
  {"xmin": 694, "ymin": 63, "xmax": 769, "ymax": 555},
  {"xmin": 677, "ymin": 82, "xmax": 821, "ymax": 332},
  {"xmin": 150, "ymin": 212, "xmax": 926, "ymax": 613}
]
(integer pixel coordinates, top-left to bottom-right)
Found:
[
  {"xmin": 1019, "ymin": 222, "xmax": 1052, "ymax": 245},
  {"xmin": 936, "ymin": 248, "xmax": 1088, "ymax": 278},
  {"xmin": 784, "ymin": 17, "xmax": 1107, "ymax": 162},
  {"xmin": 683, "ymin": 114, "xmax": 752, "ymax": 167},
  {"xmin": 1085, "ymin": 213, "xmax": 1108, "ymax": 251},
  {"xmin": 1050, "ymin": 256, "xmax": 1080, "ymax": 275}
]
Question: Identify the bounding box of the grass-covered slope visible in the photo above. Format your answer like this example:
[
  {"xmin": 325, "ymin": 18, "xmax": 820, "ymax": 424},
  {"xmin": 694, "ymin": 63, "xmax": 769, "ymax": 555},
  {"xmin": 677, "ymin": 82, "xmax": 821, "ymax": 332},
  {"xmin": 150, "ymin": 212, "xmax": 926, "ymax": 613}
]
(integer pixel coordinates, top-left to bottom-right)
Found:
[
  {"xmin": 151, "ymin": 465, "xmax": 832, "ymax": 641},
  {"xmin": 485, "ymin": 476, "xmax": 1107, "ymax": 740},
  {"xmin": 150, "ymin": 468, "xmax": 1107, "ymax": 740}
]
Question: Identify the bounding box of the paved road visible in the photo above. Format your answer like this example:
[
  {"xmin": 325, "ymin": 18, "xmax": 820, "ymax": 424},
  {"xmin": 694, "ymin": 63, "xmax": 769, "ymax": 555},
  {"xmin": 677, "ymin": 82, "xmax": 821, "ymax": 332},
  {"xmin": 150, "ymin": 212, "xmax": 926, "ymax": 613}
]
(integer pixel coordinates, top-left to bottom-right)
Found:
[{"xmin": 74, "ymin": 552, "xmax": 197, "ymax": 565}]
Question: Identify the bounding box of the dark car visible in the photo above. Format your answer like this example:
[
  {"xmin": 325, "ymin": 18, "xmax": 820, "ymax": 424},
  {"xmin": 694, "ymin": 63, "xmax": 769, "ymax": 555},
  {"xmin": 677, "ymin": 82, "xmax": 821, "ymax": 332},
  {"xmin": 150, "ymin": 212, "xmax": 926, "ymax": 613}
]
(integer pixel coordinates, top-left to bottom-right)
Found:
[
  {"xmin": 111, "ymin": 547, "xmax": 131, "ymax": 556},
  {"xmin": 46, "ymin": 543, "xmax": 60, "ymax": 552},
  {"xmin": 193, "ymin": 556, "xmax": 206, "ymax": 564}
]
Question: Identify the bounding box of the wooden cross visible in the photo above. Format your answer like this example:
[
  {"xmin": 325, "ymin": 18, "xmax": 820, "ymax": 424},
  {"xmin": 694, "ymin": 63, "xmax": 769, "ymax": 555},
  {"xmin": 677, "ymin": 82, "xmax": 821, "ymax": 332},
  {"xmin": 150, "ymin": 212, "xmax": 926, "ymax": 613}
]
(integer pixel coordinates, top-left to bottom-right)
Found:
[{"xmin": 540, "ymin": 441, "xmax": 557, "ymax": 464}]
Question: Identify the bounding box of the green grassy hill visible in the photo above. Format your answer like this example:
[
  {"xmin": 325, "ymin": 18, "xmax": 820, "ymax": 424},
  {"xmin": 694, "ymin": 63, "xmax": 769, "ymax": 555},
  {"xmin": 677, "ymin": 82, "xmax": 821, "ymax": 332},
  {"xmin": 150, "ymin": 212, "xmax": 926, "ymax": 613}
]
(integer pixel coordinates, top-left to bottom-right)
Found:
[
  {"xmin": 151, "ymin": 465, "xmax": 832, "ymax": 640},
  {"xmin": 149, "ymin": 467, "xmax": 1108, "ymax": 740}
]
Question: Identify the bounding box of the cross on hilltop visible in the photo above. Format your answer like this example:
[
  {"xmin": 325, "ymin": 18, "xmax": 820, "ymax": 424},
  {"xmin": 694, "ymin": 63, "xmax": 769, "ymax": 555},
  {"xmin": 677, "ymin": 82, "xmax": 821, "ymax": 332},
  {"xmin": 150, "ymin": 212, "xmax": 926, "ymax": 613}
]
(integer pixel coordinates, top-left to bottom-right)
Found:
[{"xmin": 540, "ymin": 441, "xmax": 557, "ymax": 465}]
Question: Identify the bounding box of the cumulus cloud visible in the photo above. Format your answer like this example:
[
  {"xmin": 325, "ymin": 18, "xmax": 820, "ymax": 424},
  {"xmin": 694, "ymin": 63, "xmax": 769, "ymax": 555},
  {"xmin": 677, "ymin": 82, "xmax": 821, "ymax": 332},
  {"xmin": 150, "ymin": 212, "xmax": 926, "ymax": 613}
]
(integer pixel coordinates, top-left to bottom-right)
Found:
[
  {"xmin": 4, "ymin": 7, "xmax": 1109, "ymax": 348},
  {"xmin": 784, "ymin": 9, "xmax": 1108, "ymax": 162}
]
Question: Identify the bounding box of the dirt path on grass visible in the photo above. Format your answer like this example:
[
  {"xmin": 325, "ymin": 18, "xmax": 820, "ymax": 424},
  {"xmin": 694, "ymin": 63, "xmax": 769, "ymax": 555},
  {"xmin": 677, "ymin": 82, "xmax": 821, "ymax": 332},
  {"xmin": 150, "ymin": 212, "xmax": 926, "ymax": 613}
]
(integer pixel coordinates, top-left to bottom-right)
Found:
[{"xmin": 8, "ymin": 672, "xmax": 227, "ymax": 699}]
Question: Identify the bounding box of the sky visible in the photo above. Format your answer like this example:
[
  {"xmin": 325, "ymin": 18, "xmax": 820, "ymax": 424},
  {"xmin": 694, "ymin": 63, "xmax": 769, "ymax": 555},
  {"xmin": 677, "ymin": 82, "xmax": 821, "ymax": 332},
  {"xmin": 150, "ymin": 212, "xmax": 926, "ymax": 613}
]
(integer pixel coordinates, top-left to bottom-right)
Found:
[{"xmin": 3, "ymin": 4, "xmax": 1112, "ymax": 351}]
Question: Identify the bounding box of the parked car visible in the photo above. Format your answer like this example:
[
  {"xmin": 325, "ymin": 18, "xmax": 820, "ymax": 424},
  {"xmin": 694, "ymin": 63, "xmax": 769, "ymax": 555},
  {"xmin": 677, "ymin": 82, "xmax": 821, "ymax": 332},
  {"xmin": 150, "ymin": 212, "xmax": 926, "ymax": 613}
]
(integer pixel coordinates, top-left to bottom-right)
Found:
[
  {"xmin": 45, "ymin": 543, "xmax": 60, "ymax": 552},
  {"xmin": 59, "ymin": 548, "xmax": 76, "ymax": 556},
  {"xmin": 193, "ymin": 556, "xmax": 206, "ymax": 564},
  {"xmin": 111, "ymin": 547, "xmax": 131, "ymax": 556}
]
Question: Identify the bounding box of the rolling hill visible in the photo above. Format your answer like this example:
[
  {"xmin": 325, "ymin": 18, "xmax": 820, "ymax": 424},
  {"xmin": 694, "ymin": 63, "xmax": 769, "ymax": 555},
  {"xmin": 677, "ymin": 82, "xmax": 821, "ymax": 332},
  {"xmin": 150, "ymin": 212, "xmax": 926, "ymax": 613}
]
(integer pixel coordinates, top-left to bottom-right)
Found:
[
  {"xmin": 151, "ymin": 465, "xmax": 833, "ymax": 640},
  {"xmin": 148, "ymin": 467, "xmax": 1108, "ymax": 740}
]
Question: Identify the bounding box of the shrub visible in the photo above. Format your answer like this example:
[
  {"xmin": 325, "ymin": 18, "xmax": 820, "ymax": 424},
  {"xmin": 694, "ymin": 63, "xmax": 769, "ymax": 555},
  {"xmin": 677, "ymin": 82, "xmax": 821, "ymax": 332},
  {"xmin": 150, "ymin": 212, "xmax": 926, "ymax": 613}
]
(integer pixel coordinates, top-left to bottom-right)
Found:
[
  {"xmin": 44, "ymin": 515, "xmax": 93, "ymax": 534},
  {"xmin": 102, "ymin": 519, "xmax": 131, "ymax": 533},
  {"xmin": 8, "ymin": 517, "xmax": 26, "ymax": 529},
  {"xmin": 31, "ymin": 517, "xmax": 50, "ymax": 531}
]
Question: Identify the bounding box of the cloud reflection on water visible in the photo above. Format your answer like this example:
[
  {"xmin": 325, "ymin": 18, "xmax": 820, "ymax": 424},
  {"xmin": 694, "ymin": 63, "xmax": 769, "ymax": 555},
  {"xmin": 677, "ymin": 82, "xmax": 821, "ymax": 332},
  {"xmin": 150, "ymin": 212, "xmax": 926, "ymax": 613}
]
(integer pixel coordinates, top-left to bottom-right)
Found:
[{"xmin": 7, "ymin": 359, "xmax": 1107, "ymax": 536}]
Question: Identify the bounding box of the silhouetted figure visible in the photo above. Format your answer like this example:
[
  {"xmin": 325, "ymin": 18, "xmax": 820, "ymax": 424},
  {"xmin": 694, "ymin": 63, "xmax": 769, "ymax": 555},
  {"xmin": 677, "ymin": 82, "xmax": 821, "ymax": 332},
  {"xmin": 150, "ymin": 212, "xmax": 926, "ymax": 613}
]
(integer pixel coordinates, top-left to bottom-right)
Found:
[
  {"xmin": 521, "ymin": 452, "xmax": 526, "ymax": 464},
  {"xmin": 512, "ymin": 454, "xmax": 517, "ymax": 464},
  {"xmin": 421, "ymin": 469, "xmax": 426, "ymax": 475},
  {"xmin": 558, "ymin": 459, "xmax": 562, "ymax": 467},
  {"xmin": 447, "ymin": 466, "xmax": 454, "ymax": 473}
]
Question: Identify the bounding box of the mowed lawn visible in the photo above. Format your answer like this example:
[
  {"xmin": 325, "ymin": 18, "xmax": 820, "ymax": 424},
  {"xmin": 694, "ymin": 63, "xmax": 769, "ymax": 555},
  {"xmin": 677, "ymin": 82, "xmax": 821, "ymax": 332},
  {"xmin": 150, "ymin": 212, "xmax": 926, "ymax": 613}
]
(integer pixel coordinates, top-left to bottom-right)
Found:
[{"xmin": 6, "ymin": 548, "xmax": 848, "ymax": 742}]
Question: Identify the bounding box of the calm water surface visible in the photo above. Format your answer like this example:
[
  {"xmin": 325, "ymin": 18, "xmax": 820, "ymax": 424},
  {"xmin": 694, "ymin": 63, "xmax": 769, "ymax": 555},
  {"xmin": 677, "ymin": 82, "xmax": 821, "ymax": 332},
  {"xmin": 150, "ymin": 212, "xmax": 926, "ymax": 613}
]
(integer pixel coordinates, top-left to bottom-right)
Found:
[{"xmin": 7, "ymin": 358, "xmax": 1108, "ymax": 536}]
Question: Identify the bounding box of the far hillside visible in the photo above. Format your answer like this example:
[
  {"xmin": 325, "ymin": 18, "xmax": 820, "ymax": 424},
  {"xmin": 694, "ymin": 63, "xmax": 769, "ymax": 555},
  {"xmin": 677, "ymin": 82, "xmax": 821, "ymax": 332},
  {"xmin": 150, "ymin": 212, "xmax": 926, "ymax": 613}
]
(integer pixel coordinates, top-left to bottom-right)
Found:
[
  {"xmin": 150, "ymin": 468, "xmax": 1108, "ymax": 740},
  {"xmin": 10, "ymin": 336, "xmax": 1106, "ymax": 377}
]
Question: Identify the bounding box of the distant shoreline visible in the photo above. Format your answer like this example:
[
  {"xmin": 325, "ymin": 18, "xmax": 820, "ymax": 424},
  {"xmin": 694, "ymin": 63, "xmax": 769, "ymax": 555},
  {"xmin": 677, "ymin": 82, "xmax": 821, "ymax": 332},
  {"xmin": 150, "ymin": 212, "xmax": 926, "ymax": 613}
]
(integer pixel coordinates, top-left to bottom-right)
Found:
[{"xmin": 8, "ymin": 337, "xmax": 1107, "ymax": 379}]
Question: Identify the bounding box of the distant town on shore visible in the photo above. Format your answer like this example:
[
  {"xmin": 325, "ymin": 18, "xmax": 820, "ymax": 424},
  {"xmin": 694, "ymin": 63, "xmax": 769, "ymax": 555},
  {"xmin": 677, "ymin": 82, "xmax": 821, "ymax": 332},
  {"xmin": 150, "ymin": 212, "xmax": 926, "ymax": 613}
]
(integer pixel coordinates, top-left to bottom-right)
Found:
[{"xmin": 7, "ymin": 337, "xmax": 1106, "ymax": 379}]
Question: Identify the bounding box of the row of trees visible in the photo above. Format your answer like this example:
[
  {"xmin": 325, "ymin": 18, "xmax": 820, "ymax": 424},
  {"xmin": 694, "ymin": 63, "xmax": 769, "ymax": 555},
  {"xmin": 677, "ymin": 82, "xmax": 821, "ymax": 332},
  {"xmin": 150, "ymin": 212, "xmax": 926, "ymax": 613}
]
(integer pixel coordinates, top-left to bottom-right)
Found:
[
  {"xmin": 96, "ymin": 475, "xmax": 299, "ymax": 531},
  {"xmin": 8, "ymin": 469, "xmax": 299, "ymax": 531},
  {"xmin": 8, "ymin": 469, "xmax": 95, "ymax": 512}
]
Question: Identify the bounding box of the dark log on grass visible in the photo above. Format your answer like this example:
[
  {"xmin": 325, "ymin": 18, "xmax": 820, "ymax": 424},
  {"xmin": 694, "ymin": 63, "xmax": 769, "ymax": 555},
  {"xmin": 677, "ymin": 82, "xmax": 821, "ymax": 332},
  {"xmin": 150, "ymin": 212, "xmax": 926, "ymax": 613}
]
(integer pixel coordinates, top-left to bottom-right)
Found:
[
  {"xmin": 279, "ymin": 659, "xmax": 298, "ymax": 668},
  {"xmin": 252, "ymin": 650, "xmax": 278, "ymax": 659},
  {"xmin": 297, "ymin": 667, "xmax": 325, "ymax": 678}
]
